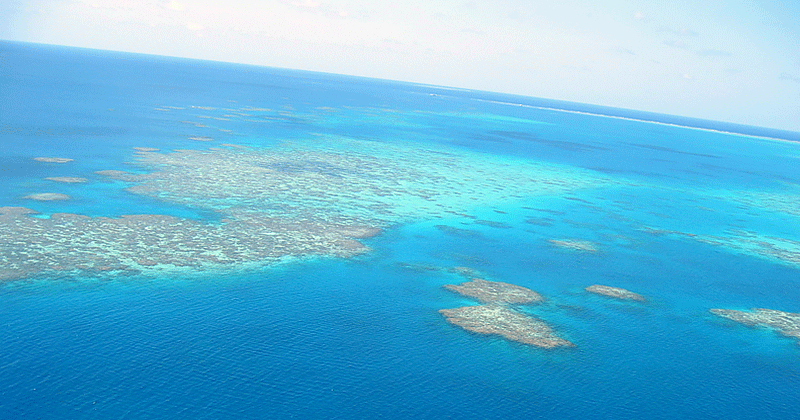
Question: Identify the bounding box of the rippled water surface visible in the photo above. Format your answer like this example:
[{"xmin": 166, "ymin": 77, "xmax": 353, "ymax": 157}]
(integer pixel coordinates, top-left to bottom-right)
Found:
[{"xmin": 2, "ymin": 41, "xmax": 800, "ymax": 419}]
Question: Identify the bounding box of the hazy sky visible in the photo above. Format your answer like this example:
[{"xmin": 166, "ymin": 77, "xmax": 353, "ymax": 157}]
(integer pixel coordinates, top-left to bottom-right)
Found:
[{"xmin": 2, "ymin": 0, "xmax": 799, "ymax": 131}]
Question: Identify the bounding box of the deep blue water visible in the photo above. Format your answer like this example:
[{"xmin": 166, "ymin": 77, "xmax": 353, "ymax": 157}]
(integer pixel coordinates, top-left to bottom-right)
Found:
[{"xmin": 2, "ymin": 41, "xmax": 800, "ymax": 419}]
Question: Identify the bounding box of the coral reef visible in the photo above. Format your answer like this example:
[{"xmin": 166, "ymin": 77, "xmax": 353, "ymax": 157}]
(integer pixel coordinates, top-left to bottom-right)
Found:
[
  {"xmin": 585, "ymin": 285, "xmax": 645, "ymax": 301},
  {"xmin": 3, "ymin": 132, "xmax": 604, "ymax": 282},
  {"xmin": 23, "ymin": 193, "xmax": 70, "ymax": 201},
  {"xmin": 548, "ymin": 239, "xmax": 598, "ymax": 252},
  {"xmin": 441, "ymin": 279, "xmax": 571, "ymax": 348},
  {"xmin": 711, "ymin": 308, "xmax": 800, "ymax": 345},
  {"xmin": 34, "ymin": 157, "xmax": 73, "ymax": 163},
  {"xmin": 440, "ymin": 304, "xmax": 574, "ymax": 348},
  {"xmin": 444, "ymin": 279, "xmax": 543, "ymax": 304},
  {"xmin": 45, "ymin": 177, "xmax": 88, "ymax": 183}
]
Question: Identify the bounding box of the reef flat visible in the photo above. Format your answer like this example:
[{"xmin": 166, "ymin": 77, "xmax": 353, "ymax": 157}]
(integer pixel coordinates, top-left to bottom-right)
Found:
[
  {"xmin": 0, "ymin": 206, "xmax": 377, "ymax": 281},
  {"xmin": 586, "ymin": 285, "xmax": 645, "ymax": 301},
  {"xmin": 441, "ymin": 279, "xmax": 571, "ymax": 348},
  {"xmin": 440, "ymin": 304, "xmax": 574, "ymax": 348},
  {"xmin": 1, "ymin": 137, "xmax": 604, "ymax": 282},
  {"xmin": 443, "ymin": 279, "xmax": 543, "ymax": 304},
  {"xmin": 112, "ymin": 138, "xmax": 601, "ymax": 223},
  {"xmin": 710, "ymin": 308, "xmax": 800, "ymax": 345}
]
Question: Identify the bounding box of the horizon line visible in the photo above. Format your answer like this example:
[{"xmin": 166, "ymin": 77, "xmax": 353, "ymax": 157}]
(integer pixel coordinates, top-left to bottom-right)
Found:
[{"xmin": 3, "ymin": 38, "xmax": 799, "ymax": 141}]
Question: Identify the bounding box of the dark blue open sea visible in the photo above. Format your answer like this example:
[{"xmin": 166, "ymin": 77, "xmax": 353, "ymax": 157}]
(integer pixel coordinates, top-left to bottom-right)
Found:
[{"xmin": 2, "ymin": 41, "xmax": 800, "ymax": 419}]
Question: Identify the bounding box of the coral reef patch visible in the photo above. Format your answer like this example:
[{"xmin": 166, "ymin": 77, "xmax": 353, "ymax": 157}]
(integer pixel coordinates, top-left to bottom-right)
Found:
[
  {"xmin": 440, "ymin": 279, "xmax": 571, "ymax": 349},
  {"xmin": 548, "ymin": 239, "xmax": 598, "ymax": 252},
  {"xmin": 34, "ymin": 157, "xmax": 73, "ymax": 163},
  {"xmin": 711, "ymin": 308, "xmax": 800, "ymax": 345},
  {"xmin": 440, "ymin": 304, "xmax": 574, "ymax": 349},
  {"xmin": 585, "ymin": 285, "xmax": 645, "ymax": 301},
  {"xmin": 443, "ymin": 279, "xmax": 543, "ymax": 304},
  {"xmin": 45, "ymin": 177, "xmax": 88, "ymax": 183},
  {"xmin": 2, "ymin": 137, "xmax": 602, "ymax": 282},
  {"xmin": 23, "ymin": 193, "xmax": 70, "ymax": 201}
]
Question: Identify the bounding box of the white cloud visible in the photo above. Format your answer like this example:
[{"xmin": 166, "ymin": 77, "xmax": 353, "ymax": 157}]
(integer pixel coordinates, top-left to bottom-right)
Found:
[
  {"xmin": 2, "ymin": 0, "xmax": 798, "ymax": 131},
  {"xmin": 290, "ymin": 0, "xmax": 320, "ymax": 8},
  {"xmin": 165, "ymin": 1, "xmax": 186, "ymax": 12},
  {"xmin": 658, "ymin": 27, "xmax": 699, "ymax": 37}
]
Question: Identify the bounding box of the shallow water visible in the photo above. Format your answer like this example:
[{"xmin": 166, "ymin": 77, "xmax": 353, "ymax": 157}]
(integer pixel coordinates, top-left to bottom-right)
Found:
[{"xmin": 1, "ymin": 41, "xmax": 799, "ymax": 419}]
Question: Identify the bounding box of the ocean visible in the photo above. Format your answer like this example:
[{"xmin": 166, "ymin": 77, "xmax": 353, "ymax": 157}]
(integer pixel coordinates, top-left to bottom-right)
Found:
[{"xmin": 1, "ymin": 40, "xmax": 799, "ymax": 419}]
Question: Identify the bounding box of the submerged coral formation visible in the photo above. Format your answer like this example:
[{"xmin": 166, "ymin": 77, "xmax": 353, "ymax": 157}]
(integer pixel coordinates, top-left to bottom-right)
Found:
[
  {"xmin": 710, "ymin": 308, "xmax": 800, "ymax": 345},
  {"xmin": 585, "ymin": 285, "xmax": 645, "ymax": 301},
  {"xmin": 113, "ymin": 139, "xmax": 596, "ymax": 223},
  {"xmin": 642, "ymin": 227, "xmax": 800, "ymax": 268},
  {"xmin": 45, "ymin": 177, "xmax": 88, "ymax": 183},
  {"xmin": 23, "ymin": 193, "xmax": 70, "ymax": 201},
  {"xmin": 440, "ymin": 279, "xmax": 571, "ymax": 348},
  {"xmin": 548, "ymin": 239, "xmax": 599, "ymax": 252},
  {"xmin": 33, "ymin": 157, "xmax": 73, "ymax": 163},
  {"xmin": 443, "ymin": 279, "xmax": 543, "ymax": 304},
  {"xmin": 0, "ymin": 206, "xmax": 378, "ymax": 281},
  {"xmin": 1, "ymin": 138, "xmax": 601, "ymax": 282},
  {"xmin": 440, "ymin": 304, "xmax": 574, "ymax": 348}
]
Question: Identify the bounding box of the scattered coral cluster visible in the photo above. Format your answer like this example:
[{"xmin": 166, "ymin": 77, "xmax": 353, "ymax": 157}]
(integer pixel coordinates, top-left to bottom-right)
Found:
[
  {"xmin": 7, "ymin": 106, "xmax": 800, "ymax": 353},
  {"xmin": 437, "ymin": 273, "xmax": 657, "ymax": 349},
  {"xmin": 438, "ymin": 275, "xmax": 800, "ymax": 350},
  {"xmin": 440, "ymin": 279, "xmax": 573, "ymax": 349},
  {"xmin": 1, "ymin": 135, "xmax": 600, "ymax": 282}
]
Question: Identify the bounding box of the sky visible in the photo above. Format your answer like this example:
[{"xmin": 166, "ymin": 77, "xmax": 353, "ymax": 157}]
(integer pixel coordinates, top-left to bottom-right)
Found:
[{"xmin": 2, "ymin": 0, "xmax": 799, "ymax": 132}]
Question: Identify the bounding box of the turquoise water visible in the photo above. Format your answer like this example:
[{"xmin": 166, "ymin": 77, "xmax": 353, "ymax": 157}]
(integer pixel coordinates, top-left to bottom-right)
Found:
[{"xmin": 1, "ymin": 41, "xmax": 800, "ymax": 419}]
